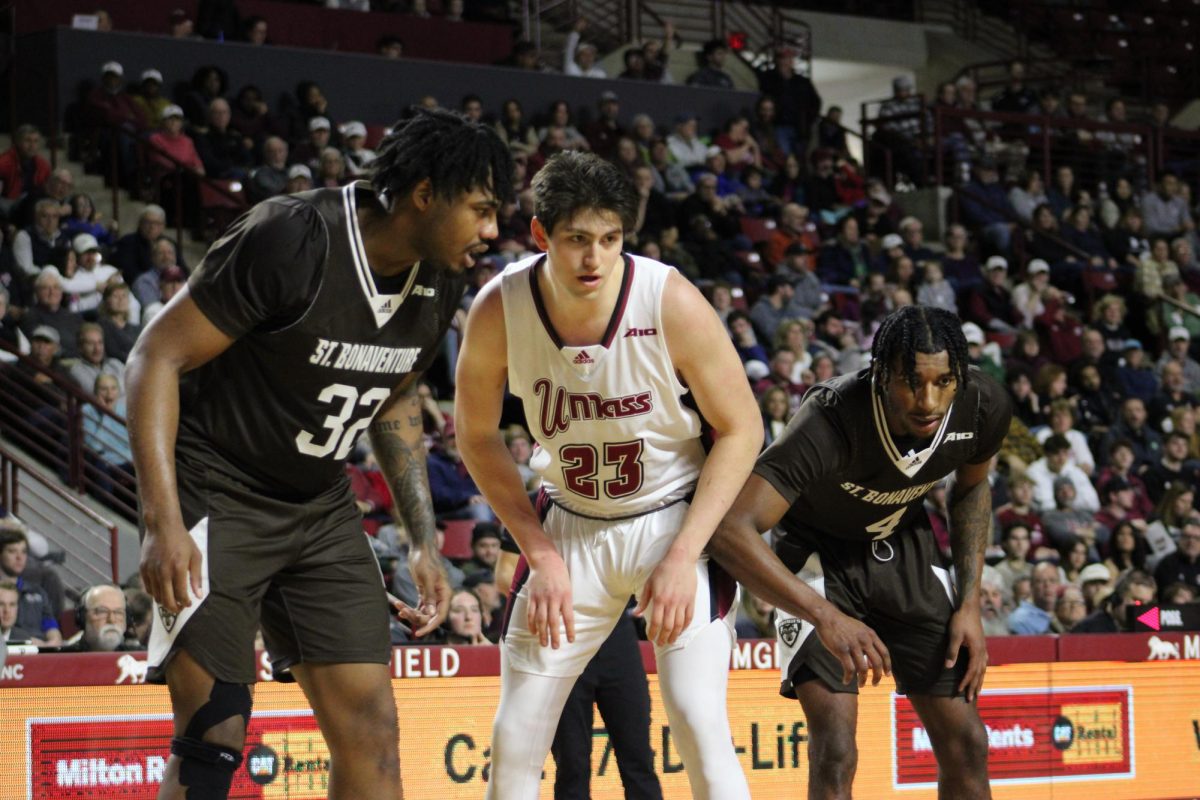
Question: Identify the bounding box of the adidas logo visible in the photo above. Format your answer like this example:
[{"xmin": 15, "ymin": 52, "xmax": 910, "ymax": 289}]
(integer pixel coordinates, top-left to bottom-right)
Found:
[
  {"xmin": 377, "ymin": 299, "xmax": 394, "ymax": 313},
  {"xmin": 573, "ymin": 351, "xmax": 594, "ymax": 365}
]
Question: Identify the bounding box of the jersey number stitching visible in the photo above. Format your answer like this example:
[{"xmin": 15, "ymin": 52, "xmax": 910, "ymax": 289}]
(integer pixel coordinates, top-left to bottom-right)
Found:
[
  {"xmin": 560, "ymin": 439, "xmax": 645, "ymax": 500},
  {"xmin": 865, "ymin": 507, "xmax": 906, "ymax": 541},
  {"xmin": 295, "ymin": 383, "xmax": 391, "ymax": 460}
]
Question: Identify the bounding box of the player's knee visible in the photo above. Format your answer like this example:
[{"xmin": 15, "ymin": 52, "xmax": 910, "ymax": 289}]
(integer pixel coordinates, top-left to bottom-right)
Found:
[
  {"xmin": 182, "ymin": 680, "xmax": 252, "ymax": 749},
  {"xmin": 941, "ymin": 716, "xmax": 989, "ymax": 768},
  {"xmin": 172, "ymin": 680, "xmax": 252, "ymax": 798},
  {"xmin": 809, "ymin": 730, "xmax": 858, "ymax": 787},
  {"xmin": 327, "ymin": 686, "xmax": 399, "ymax": 759}
]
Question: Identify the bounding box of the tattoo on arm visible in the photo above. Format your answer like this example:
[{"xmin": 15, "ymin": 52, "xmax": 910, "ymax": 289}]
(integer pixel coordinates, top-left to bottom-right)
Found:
[
  {"xmin": 370, "ymin": 391, "xmax": 437, "ymax": 551},
  {"xmin": 949, "ymin": 479, "xmax": 991, "ymax": 602}
]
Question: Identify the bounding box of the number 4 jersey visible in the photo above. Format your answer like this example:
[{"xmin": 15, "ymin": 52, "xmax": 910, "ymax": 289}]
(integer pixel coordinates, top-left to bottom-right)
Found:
[
  {"xmin": 500, "ymin": 253, "xmax": 705, "ymax": 518},
  {"xmin": 755, "ymin": 367, "xmax": 1012, "ymax": 547},
  {"xmin": 177, "ymin": 183, "xmax": 463, "ymax": 498}
]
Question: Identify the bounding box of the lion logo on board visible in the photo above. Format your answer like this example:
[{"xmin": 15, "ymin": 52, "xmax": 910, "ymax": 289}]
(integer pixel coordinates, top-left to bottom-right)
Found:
[{"xmin": 778, "ymin": 618, "xmax": 803, "ymax": 648}]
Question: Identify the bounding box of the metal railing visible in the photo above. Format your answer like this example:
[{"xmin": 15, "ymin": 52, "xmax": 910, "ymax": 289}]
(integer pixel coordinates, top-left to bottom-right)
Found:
[
  {"xmin": 0, "ymin": 445, "xmax": 120, "ymax": 586},
  {"xmin": 86, "ymin": 124, "xmax": 249, "ymax": 247},
  {"xmin": 858, "ymin": 96, "xmax": 1173, "ymax": 190},
  {"xmin": 0, "ymin": 340, "xmax": 137, "ymax": 523},
  {"xmin": 522, "ymin": 0, "xmax": 813, "ymax": 76}
]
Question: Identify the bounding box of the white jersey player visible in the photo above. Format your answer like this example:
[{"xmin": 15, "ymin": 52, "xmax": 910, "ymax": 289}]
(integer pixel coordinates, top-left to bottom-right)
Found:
[{"xmin": 456, "ymin": 152, "xmax": 761, "ymax": 800}]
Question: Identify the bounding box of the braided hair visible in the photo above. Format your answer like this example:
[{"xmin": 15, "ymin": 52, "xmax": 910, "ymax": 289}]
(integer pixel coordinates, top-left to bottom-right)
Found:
[
  {"xmin": 870, "ymin": 305, "xmax": 970, "ymax": 397},
  {"xmin": 369, "ymin": 107, "xmax": 514, "ymax": 207}
]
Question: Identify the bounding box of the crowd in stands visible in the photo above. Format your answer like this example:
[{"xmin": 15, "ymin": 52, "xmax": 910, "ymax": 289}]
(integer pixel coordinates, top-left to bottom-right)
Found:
[{"xmin": 2, "ymin": 3, "xmax": 1199, "ymax": 648}]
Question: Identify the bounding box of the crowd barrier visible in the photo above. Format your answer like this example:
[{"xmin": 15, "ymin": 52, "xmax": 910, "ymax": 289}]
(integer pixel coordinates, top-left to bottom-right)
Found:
[{"xmin": 1, "ymin": 632, "xmax": 1198, "ymax": 798}]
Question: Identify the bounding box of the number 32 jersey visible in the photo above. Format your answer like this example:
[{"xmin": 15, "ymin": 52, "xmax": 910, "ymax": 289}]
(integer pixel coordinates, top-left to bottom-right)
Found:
[
  {"xmin": 177, "ymin": 183, "xmax": 463, "ymax": 498},
  {"xmin": 500, "ymin": 253, "xmax": 705, "ymax": 518}
]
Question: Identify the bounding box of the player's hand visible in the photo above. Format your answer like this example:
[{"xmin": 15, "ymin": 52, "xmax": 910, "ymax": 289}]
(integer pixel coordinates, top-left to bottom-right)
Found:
[
  {"xmin": 386, "ymin": 591, "xmax": 426, "ymax": 635},
  {"xmin": 812, "ymin": 602, "xmax": 891, "ymax": 688},
  {"xmin": 947, "ymin": 605, "xmax": 988, "ymax": 702},
  {"xmin": 527, "ymin": 550, "xmax": 574, "ymax": 649},
  {"xmin": 408, "ymin": 545, "xmax": 451, "ymax": 637},
  {"xmin": 140, "ymin": 523, "xmax": 203, "ymax": 615},
  {"xmin": 633, "ymin": 550, "xmax": 696, "ymax": 647}
]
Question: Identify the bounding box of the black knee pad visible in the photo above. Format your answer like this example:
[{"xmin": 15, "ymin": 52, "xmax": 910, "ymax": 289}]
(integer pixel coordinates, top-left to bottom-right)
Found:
[
  {"xmin": 184, "ymin": 680, "xmax": 253, "ymax": 741},
  {"xmin": 173, "ymin": 680, "xmax": 253, "ymax": 799},
  {"xmin": 171, "ymin": 736, "xmax": 242, "ymax": 799}
]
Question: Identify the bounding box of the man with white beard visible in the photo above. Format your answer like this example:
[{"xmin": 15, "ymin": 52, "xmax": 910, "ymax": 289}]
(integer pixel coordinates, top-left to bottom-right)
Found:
[{"xmin": 60, "ymin": 584, "xmax": 140, "ymax": 652}]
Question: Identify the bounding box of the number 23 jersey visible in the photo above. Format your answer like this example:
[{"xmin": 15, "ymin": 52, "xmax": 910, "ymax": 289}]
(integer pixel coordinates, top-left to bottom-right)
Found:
[
  {"xmin": 177, "ymin": 183, "xmax": 463, "ymax": 497},
  {"xmin": 755, "ymin": 367, "xmax": 1012, "ymax": 546},
  {"xmin": 500, "ymin": 253, "xmax": 705, "ymax": 518}
]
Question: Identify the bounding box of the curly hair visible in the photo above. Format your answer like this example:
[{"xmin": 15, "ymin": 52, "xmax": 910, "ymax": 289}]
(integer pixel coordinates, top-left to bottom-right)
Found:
[
  {"xmin": 370, "ymin": 107, "xmax": 514, "ymax": 207},
  {"xmin": 870, "ymin": 305, "xmax": 970, "ymax": 397}
]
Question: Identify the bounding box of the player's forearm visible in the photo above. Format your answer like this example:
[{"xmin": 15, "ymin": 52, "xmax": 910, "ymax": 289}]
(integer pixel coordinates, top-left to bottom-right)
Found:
[
  {"xmin": 708, "ymin": 513, "xmax": 833, "ymax": 624},
  {"xmin": 125, "ymin": 345, "xmax": 183, "ymax": 531},
  {"xmin": 459, "ymin": 432, "xmax": 557, "ymax": 564},
  {"xmin": 948, "ymin": 478, "xmax": 991, "ymax": 607},
  {"xmin": 369, "ymin": 402, "xmax": 438, "ymax": 553},
  {"xmin": 670, "ymin": 424, "xmax": 763, "ymax": 561}
]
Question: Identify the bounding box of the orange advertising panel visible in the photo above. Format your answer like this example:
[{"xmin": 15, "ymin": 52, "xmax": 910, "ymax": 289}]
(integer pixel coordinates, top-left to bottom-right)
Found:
[{"xmin": 1, "ymin": 643, "xmax": 1199, "ymax": 798}]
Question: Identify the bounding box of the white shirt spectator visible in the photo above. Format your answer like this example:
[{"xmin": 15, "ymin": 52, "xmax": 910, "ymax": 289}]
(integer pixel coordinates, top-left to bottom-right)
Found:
[
  {"xmin": 563, "ymin": 31, "xmax": 607, "ymax": 78},
  {"xmin": 667, "ymin": 132, "xmax": 708, "ymax": 170},
  {"xmin": 1026, "ymin": 457, "xmax": 1100, "ymax": 513},
  {"xmin": 1034, "ymin": 427, "xmax": 1095, "ymax": 475}
]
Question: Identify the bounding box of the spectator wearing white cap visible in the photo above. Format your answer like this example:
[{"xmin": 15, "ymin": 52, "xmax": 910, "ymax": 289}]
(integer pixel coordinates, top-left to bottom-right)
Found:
[
  {"xmin": 147, "ymin": 104, "xmax": 205, "ymax": 177},
  {"xmin": 340, "ymin": 121, "xmax": 376, "ymax": 177},
  {"xmin": 290, "ymin": 115, "xmax": 333, "ymax": 174},
  {"xmin": 83, "ymin": 61, "xmax": 148, "ymax": 186},
  {"xmin": 59, "ymin": 232, "xmax": 128, "ymax": 316},
  {"xmin": 963, "ymin": 255, "xmax": 1022, "ymax": 334},
  {"xmin": 19, "ymin": 267, "xmax": 85, "ymax": 358},
  {"xmin": 14, "ymin": 324, "xmax": 70, "ymax": 409},
  {"xmin": 874, "ymin": 231, "xmax": 905, "ymax": 274},
  {"xmin": 131, "ymin": 68, "xmax": 171, "ymax": 130},
  {"xmin": 1156, "ymin": 325, "xmax": 1200, "ymax": 394},
  {"xmin": 962, "ymin": 321, "xmax": 1002, "ymax": 384},
  {"xmin": 1078, "ymin": 562, "xmax": 1114, "ymax": 612},
  {"xmin": 1011, "ymin": 258, "xmax": 1058, "ymax": 328},
  {"xmin": 285, "ymin": 163, "xmax": 313, "ymax": 194},
  {"xmin": 84, "ymin": 60, "xmax": 148, "ymax": 132}
]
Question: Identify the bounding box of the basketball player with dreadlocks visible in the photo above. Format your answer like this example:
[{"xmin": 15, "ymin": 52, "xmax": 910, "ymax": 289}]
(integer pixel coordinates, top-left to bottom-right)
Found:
[
  {"xmin": 127, "ymin": 108, "xmax": 512, "ymax": 800},
  {"xmin": 708, "ymin": 305, "xmax": 1010, "ymax": 799}
]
